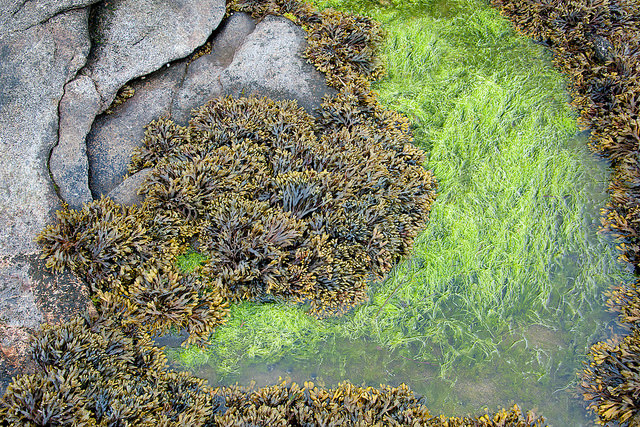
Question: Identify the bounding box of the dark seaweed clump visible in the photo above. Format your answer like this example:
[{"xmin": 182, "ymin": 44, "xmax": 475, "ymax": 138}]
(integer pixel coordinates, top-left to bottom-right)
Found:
[
  {"xmin": 0, "ymin": 312, "xmax": 545, "ymax": 426},
  {"xmin": 0, "ymin": 307, "xmax": 223, "ymax": 425},
  {"xmin": 490, "ymin": 0, "xmax": 640, "ymax": 424},
  {"xmin": 38, "ymin": 93, "xmax": 436, "ymax": 342}
]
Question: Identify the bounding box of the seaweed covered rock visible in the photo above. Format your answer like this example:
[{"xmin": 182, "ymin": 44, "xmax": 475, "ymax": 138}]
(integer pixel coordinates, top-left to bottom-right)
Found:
[
  {"xmin": 36, "ymin": 197, "xmax": 229, "ymax": 346},
  {"xmin": 228, "ymin": 0, "xmax": 385, "ymax": 91},
  {"xmin": 37, "ymin": 0, "xmax": 436, "ymax": 349},
  {"xmin": 38, "ymin": 94, "xmax": 436, "ymax": 340}
]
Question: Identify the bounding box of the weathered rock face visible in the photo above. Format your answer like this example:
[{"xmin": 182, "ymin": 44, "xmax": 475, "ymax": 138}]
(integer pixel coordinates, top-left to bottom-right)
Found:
[
  {"xmin": 0, "ymin": 8, "xmax": 89, "ymax": 257},
  {"xmin": 220, "ymin": 15, "xmax": 334, "ymax": 113},
  {"xmin": 0, "ymin": 0, "xmax": 100, "ymax": 35},
  {"xmin": 208, "ymin": 11, "xmax": 256, "ymax": 67},
  {"xmin": 170, "ymin": 12, "xmax": 256, "ymax": 125},
  {"xmin": 0, "ymin": 7, "xmax": 93, "ymax": 393},
  {"xmin": 51, "ymin": 0, "xmax": 227, "ymax": 207},
  {"xmin": 50, "ymin": 76, "xmax": 101, "ymax": 209},
  {"xmin": 84, "ymin": 0, "xmax": 226, "ymax": 111},
  {"xmin": 87, "ymin": 63, "xmax": 187, "ymax": 197},
  {"xmin": 107, "ymin": 168, "xmax": 153, "ymax": 207}
]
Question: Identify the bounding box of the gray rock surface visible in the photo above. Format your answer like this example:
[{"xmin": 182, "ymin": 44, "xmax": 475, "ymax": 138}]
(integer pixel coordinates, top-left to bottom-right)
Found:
[
  {"xmin": 0, "ymin": 7, "xmax": 92, "ymax": 392},
  {"xmin": 0, "ymin": 254, "xmax": 94, "ymax": 393},
  {"xmin": 85, "ymin": 0, "xmax": 226, "ymax": 111},
  {"xmin": 211, "ymin": 12, "xmax": 256, "ymax": 67},
  {"xmin": 88, "ymin": 13, "xmax": 335, "ymax": 196},
  {"xmin": 0, "ymin": 7, "xmax": 89, "ymax": 257},
  {"xmin": 108, "ymin": 168, "xmax": 153, "ymax": 207},
  {"xmin": 220, "ymin": 15, "xmax": 334, "ymax": 114},
  {"xmin": 0, "ymin": 0, "xmax": 100, "ymax": 35},
  {"xmin": 53, "ymin": 0, "xmax": 226, "ymax": 207},
  {"xmin": 170, "ymin": 12, "xmax": 255, "ymax": 125},
  {"xmin": 171, "ymin": 55, "xmax": 224, "ymax": 125},
  {"xmin": 87, "ymin": 63, "xmax": 187, "ymax": 197},
  {"xmin": 50, "ymin": 76, "xmax": 101, "ymax": 209}
]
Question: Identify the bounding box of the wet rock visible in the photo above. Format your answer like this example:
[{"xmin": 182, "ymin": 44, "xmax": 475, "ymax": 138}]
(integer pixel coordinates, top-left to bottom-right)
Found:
[
  {"xmin": 591, "ymin": 35, "xmax": 615, "ymax": 63},
  {"xmin": 220, "ymin": 15, "xmax": 335, "ymax": 115},
  {"xmin": 87, "ymin": 63, "xmax": 187, "ymax": 197},
  {"xmin": 84, "ymin": 0, "xmax": 226, "ymax": 111},
  {"xmin": 0, "ymin": 0, "xmax": 100, "ymax": 35},
  {"xmin": 152, "ymin": 328, "xmax": 189, "ymax": 348},
  {"xmin": 50, "ymin": 76, "xmax": 101, "ymax": 209},
  {"xmin": 107, "ymin": 168, "xmax": 153, "ymax": 207}
]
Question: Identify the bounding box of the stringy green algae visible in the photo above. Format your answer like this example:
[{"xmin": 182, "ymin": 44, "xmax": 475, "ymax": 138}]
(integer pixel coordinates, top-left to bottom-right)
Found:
[{"xmin": 168, "ymin": 0, "xmax": 633, "ymax": 424}]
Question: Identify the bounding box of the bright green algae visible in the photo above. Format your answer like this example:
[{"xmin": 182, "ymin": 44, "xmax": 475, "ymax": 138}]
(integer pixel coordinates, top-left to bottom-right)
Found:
[{"xmin": 167, "ymin": 0, "xmax": 634, "ymax": 424}]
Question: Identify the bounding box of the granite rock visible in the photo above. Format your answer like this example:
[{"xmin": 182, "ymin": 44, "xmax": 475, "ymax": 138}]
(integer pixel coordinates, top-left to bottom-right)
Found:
[
  {"xmin": 210, "ymin": 11, "xmax": 256, "ymax": 67},
  {"xmin": 0, "ymin": 7, "xmax": 94, "ymax": 392},
  {"xmin": 0, "ymin": 0, "xmax": 100, "ymax": 35},
  {"xmin": 0, "ymin": 8, "xmax": 89, "ymax": 257},
  {"xmin": 220, "ymin": 15, "xmax": 335, "ymax": 115},
  {"xmin": 107, "ymin": 168, "xmax": 153, "ymax": 207},
  {"xmin": 84, "ymin": 0, "xmax": 226, "ymax": 111},
  {"xmin": 50, "ymin": 75, "xmax": 101, "ymax": 209}
]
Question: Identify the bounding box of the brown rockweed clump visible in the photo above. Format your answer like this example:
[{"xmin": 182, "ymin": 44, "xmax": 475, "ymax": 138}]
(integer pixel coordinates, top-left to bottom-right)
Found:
[
  {"xmin": 38, "ymin": 93, "xmax": 436, "ymax": 343},
  {"xmin": 491, "ymin": 0, "xmax": 640, "ymax": 424}
]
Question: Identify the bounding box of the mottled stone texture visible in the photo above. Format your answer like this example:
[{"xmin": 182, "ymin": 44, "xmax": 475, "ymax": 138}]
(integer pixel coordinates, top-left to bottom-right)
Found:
[
  {"xmin": 51, "ymin": 0, "xmax": 226, "ymax": 206},
  {"xmin": 0, "ymin": 0, "xmax": 101, "ymax": 35},
  {"xmin": 220, "ymin": 15, "xmax": 334, "ymax": 113},
  {"xmin": 50, "ymin": 75, "xmax": 101, "ymax": 209}
]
